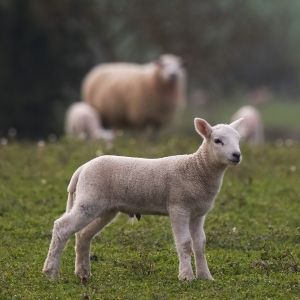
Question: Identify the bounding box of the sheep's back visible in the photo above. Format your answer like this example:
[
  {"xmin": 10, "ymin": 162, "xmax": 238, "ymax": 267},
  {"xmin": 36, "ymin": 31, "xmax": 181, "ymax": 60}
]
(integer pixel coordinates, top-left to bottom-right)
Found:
[{"xmin": 81, "ymin": 62, "xmax": 186, "ymax": 129}]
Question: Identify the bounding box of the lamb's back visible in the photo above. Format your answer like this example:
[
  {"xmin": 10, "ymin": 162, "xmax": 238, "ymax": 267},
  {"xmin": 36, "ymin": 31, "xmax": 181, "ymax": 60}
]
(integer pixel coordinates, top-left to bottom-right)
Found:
[
  {"xmin": 77, "ymin": 155, "xmax": 186, "ymax": 212},
  {"xmin": 76, "ymin": 154, "xmax": 215, "ymax": 216}
]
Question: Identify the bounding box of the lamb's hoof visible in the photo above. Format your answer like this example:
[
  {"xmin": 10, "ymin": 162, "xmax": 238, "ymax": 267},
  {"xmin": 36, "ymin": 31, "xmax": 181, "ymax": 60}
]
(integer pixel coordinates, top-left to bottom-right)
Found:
[
  {"xmin": 178, "ymin": 272, "xmax": 195, "ymax": 281},
  {"xmin": 75, "ymin": 269, "xmax": 91, "ymax": 278},
  {"xmin": 43, "ymin": 268, "xmax": 60, "ymax": 279}
]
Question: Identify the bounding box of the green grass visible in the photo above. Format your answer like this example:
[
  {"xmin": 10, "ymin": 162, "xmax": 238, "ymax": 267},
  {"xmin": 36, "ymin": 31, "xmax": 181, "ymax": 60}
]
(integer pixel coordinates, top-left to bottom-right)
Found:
[{"xmin": 1, "ymin": 133, "xmax": 300, "ymax": 299}]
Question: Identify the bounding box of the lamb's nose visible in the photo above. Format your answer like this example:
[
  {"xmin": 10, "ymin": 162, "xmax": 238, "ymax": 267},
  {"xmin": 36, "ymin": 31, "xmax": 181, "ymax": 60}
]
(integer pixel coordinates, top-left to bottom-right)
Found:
[{"xmin": 232, "ymin": 152, "xmax": 241, "ymax": 160}]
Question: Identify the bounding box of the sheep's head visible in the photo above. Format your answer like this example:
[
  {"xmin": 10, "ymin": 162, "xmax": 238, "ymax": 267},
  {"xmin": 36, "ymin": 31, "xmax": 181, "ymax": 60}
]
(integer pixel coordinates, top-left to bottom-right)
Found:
[
  {"xmin": 195, "ymin": 118, "xmax": 243, "ymax": 166},
  {"xmin": 155, "ymin": 54, "xmax": 186, "ymax": 84}
]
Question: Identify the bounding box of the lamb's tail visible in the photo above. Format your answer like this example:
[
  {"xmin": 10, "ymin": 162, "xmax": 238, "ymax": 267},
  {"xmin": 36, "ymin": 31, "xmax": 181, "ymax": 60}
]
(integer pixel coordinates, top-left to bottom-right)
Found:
[{"xmin": 66, "ymin": 166, "xmax": 84, "ymax": 213}]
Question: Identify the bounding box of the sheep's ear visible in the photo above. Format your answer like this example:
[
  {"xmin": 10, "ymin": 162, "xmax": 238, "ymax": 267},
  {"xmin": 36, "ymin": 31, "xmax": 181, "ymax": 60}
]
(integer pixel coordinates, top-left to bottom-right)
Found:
[
  {"xmin": 194, "ymin": 118, "xmax": 212, "ymax": 139},
  {"xmin": 180, "ymin": 59, "xmax": 187, "ymax": 68},
  {"xmin": 180, "ymin": 54, "xmax": 191, "ymax": 67},
  {"xmin": 229, "ymin": 118, "xmax": 244, "ymax": 131}
]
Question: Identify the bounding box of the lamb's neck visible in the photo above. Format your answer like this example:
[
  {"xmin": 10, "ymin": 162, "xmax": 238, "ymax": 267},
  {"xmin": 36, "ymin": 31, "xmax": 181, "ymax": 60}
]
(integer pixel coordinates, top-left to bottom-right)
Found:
[{"xmin": 194, "ymin": 143, "xmax": 227, "ymax": 182}]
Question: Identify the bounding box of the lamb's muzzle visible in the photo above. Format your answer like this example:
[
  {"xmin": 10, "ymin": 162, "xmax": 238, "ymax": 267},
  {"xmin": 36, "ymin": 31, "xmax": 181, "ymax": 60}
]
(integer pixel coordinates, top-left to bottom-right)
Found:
[
  {"xmin": 43, "ymin": 117, "xmax": 243, "ymax": 281},
  {"xmin": 230, "ymin": 152, "xmax": 241, "ymax": 164}
]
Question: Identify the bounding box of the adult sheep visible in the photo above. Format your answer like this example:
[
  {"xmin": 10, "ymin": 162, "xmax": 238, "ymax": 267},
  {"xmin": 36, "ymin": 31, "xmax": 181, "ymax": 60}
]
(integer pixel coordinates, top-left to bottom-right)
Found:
[
  {"xmin": 43, "ymin": 117, "xmax": 243, "ymax": 281},
  {"xmin": 231, "ymin": 105, "xmax": 264, "ymax": 144},
  {"xmin": 81, "ymin": 54, "xmax": 187, "ymax": 130},
  {"xmin": 64, "ymin": 102, "xmax": 114, "ymax": 141}
]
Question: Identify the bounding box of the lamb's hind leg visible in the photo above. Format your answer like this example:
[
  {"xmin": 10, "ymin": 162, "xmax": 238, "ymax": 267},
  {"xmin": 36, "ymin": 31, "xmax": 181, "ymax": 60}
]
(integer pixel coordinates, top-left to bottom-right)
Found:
[
  {"xmin": 75, "ymin": 210, "xmax": 118, "ymax": 277},
  {"xmin": 43, "ymin": 205, "xmax": 100, "ymax": 279}
]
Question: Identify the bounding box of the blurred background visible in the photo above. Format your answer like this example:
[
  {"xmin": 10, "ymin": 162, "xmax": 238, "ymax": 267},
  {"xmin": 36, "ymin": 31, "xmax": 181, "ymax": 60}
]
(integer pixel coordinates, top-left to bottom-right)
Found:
[{"xmin": 1, "ymin": 0, "xmax": 300, "ymax": 140}]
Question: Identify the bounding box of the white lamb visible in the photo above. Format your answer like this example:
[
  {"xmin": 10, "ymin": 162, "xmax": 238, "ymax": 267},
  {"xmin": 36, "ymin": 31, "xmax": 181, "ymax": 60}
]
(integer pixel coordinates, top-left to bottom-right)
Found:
[
  {"xmin": 64, "ymin": 102, "xmax": 114, "ymax": 141},
  {"xmin": 231, "ymin": 105, "xmax": 264, "ymax": 144},
  {"xmin": 81, "ymin": 54, "xmax": 187, "ymax": 131},
  {"xmin": 43, "ymin": 117, "xmax": 243, "ymax": 281}
]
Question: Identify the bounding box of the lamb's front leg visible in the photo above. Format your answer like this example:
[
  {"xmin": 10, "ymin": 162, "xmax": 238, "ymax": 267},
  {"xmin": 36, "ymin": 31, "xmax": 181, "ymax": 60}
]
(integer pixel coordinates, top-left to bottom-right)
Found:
[
  {"xmin": 189, "ymin": 215, "xmax": 214, "ymax": 280},
  {"xmin": 169, "ymin": 212, "xmax": 195, "ymax": 280}
]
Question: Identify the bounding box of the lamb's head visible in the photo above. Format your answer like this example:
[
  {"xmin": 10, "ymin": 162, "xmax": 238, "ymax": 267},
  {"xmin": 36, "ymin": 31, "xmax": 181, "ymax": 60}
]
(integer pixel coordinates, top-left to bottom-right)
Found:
[
  {"xmin": 195, "ymin": 118, "xmax": 243, "ymax": 166},
  {"xmin": 155, "ymin": 54, "xmax": 186, "ymax": 84}
]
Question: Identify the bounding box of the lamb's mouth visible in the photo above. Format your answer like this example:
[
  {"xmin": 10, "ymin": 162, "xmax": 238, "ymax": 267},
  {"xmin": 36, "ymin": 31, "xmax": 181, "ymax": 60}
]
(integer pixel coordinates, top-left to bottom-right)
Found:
[{"xmin": 228, "ymin": 158, "xmax": 240, "ymax": 165}]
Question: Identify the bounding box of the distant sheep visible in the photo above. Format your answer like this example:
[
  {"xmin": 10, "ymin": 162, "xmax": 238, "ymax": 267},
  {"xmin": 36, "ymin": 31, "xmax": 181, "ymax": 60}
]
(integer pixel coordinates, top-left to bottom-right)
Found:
[
  {"xmin": 231, "ymin": 105, "xmax": 264, "ymax": 144},
  {"xmin": 64, "ymin": 102, "xmax": 114, "ymax": 141},
  {"xmin": 43, "ymin": 117, "xmax": 243, "ymax": 281},
  {"xmin": 81, "ymin": 54, "xmax": 187, "ymax": 130}
]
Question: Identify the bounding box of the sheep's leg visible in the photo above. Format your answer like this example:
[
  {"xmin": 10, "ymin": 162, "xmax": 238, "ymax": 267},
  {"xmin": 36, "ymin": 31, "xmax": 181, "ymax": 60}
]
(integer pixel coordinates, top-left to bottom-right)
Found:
[
  {"xmin": 43, "ymin": 206, "xmax": 100, "ymax": 279},
  {"xmin": 75, "ymin": 211, "xmax": 118, "ymax": 277},
  {"xmin": 169, "ymin": 212, "xmax": 195, "ymax": 280},
  {"xmin": 189, "ymin": 215, "xmax": 214, "ymax": 280}
]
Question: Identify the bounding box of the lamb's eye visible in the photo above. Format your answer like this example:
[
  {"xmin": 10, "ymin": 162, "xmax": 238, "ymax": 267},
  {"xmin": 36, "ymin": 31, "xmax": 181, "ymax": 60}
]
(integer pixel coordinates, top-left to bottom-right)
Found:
[{"xmin": 214, "ymin": 139, "xmax": 223, "ymax": 145}]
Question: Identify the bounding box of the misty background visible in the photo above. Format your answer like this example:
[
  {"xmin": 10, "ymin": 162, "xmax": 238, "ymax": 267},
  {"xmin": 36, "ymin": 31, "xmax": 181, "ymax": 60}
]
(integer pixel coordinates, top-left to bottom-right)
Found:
[{"xmin": 1, "ymin": 0, "xmax": 300, "ymax": 139}]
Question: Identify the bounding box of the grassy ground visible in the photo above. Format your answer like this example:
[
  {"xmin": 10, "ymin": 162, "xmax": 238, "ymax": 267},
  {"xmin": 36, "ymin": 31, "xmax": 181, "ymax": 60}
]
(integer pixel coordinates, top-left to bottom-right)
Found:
[{"xmin": 1, "ymin": 130, "xmax": 300, "ymax": 299}]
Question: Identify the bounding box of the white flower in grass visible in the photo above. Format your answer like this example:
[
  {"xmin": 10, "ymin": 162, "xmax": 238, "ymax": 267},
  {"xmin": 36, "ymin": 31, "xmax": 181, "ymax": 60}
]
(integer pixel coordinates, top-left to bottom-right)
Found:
[
  {"xmin": 1, "ymin": 138, "xmax": 8, "ymax": 145},
  {"xmin": 37, "ymin": 140, "xmax": 45, "ymax": 147},
  {"xmin": 290, "ymin": 165, "xmax": 296, "ymax": 172},
  {"xmin": 96, "ymin": 149, "xmax": 103, "ymax": 156}
]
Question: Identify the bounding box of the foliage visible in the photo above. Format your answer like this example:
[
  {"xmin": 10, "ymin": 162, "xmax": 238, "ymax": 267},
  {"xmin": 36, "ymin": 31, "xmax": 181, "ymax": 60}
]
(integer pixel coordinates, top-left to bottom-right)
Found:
[{"xmin": 1, "ymin": 131, "xmax": 300, "ymax": 299}]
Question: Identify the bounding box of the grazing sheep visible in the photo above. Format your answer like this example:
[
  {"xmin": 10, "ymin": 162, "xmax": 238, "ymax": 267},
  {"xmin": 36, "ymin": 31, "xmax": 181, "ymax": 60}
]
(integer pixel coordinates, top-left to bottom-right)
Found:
[
  {"xmin": 64, "ymin": 102, "xmax": 114, "ymax": 141},
  {"xmin": 231, "ymin": 105, "xmax": 264, "ymax": 144},
  {"xmin": 81, "ymin": 54, "xmax": 187, "ymax": 130},
  {"xmin": 43, "ymin": 117, "xmax": 243, "ymax": 280}
]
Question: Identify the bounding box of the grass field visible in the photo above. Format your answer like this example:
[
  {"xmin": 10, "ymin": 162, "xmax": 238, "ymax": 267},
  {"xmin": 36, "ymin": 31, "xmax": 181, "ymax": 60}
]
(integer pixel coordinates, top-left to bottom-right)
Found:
[{"xmin": 1, "ymin": 129, "xmax": 300, "ymax": 299}]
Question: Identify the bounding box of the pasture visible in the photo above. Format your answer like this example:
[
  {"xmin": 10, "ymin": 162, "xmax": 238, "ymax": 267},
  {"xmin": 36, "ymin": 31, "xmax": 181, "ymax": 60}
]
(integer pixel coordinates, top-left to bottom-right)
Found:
[{"xmin": 1, "ymin": 130, "xmax": 300, "ymax": 299}]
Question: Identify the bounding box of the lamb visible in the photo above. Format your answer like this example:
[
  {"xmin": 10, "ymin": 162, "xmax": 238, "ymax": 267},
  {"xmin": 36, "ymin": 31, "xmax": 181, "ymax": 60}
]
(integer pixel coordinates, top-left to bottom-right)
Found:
[
  {"xmin": 231, "ymin": 105, "xmax": 264, "ymax": 144},
  {"xmin": 43, "ymin": 117, "xmax": 243, "ymax": 281},
  {"xmin": 81, "ymin": 54, "xmax": 187, "ymax": 131},
  {"xmin": 64, "ymin": 102, "xmax": 114, "ymax": 141}
]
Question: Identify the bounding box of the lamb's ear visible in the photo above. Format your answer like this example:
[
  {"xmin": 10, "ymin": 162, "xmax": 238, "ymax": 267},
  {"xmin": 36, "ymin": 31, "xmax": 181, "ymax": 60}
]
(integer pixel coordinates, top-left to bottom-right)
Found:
[
  {"xmin": 194, "ymin": 118, "xmax": 212, "ymax": 139},
  {"xmin": 229, "ymin": 118, "xmax": 244, "ymax": 131}
]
